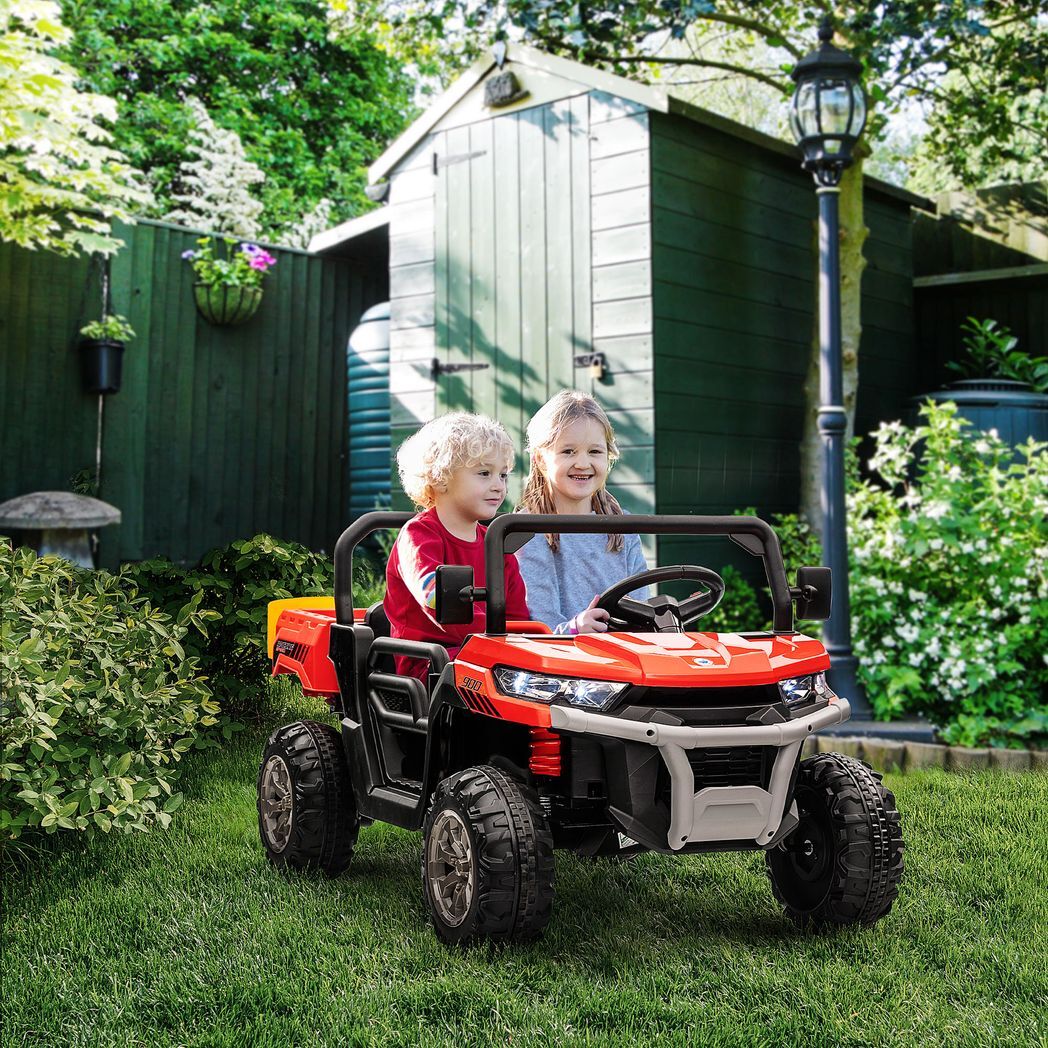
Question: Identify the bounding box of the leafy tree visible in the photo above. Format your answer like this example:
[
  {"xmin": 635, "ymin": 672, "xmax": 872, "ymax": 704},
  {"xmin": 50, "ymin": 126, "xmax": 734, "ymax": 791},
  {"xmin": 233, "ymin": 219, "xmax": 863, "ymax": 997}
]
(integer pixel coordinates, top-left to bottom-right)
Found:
[
  {"xmin": 336, "ymin": 0, "xmax": 1045, "ymax": 532},
  {"xmin": 58, "ymin": 0, "xmax": 417, "ymax": 240},
  {"xmin": 910, "ymin": 81, "xmax": 1046, "ymax": 195},
  {"xmin": 0, "ymin": 0, "xmax": 151, "ymax": 256}
]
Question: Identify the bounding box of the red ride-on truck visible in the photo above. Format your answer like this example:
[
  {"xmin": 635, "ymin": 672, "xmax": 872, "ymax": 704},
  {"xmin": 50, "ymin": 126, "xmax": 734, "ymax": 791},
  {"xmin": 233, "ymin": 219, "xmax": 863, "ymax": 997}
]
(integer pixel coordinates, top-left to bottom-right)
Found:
[{"xmin": 260, "ymin": 512, "xmax": 904, "ymax": 945}]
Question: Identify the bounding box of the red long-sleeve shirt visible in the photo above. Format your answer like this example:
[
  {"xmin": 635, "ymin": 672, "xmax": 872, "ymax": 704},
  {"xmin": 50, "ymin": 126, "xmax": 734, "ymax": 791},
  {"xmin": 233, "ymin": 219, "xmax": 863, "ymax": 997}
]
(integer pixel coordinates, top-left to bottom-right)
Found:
[{"xmin": 384, "ymin": 508, "xmax": 529, "ymax": 680}]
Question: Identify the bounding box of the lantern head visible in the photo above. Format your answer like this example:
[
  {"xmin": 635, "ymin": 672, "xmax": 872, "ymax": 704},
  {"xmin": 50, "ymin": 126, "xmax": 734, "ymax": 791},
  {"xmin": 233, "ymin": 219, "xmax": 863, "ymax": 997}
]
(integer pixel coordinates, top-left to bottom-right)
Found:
[{"xmin": 790, "ymin": 20, "xmax": 867, "ymax": 187}]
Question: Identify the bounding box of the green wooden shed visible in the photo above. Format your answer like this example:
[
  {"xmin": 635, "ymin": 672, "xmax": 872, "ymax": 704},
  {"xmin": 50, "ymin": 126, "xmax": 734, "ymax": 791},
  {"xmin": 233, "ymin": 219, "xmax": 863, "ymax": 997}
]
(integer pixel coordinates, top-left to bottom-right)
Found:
[{"xmin": 313, "ymin": 44, "xmax": 931, "ymax": 568}]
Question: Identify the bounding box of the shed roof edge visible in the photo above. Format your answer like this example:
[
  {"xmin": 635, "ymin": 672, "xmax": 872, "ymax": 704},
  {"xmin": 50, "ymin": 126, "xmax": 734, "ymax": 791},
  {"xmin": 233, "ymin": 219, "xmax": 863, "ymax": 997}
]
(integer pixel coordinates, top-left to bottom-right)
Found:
[
  {"xmin": 367, "ymin": 43, "xmax": 669, "ymax": 182},
  {"xmin": 308, "ymin": 207, "xmax": 390, "ymax": 254}
]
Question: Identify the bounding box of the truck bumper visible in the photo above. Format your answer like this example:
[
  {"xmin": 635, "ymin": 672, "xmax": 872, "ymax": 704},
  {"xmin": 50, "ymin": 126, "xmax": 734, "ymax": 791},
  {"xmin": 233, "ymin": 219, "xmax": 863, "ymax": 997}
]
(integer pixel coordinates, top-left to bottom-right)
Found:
[{"xmin": 549, "ymin": 698, "xmax": 851, "ymax": 851}]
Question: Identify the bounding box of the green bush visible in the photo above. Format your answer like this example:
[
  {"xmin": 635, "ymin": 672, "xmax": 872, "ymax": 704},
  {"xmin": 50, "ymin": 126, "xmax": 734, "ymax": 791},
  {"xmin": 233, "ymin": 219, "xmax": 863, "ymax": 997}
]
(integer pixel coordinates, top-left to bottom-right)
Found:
[
  {"xmin": 125, "ymin": 535, "xmax": 337, "ymax": 718},
  {"xmin": 698, "ymin": 565, "xmax": 764, "ymax": 634},
  {"xmin": 848, "ymin": 402, "xmax": 1048, "ymax": 747},
  {"xmin": 713, "ymin": 508, "xmax": 823, "ymax": 635},
  {"xmin": 0, "ymin": 541, "xmax": 216, "ymax": 845},
  {"xmin": 126, "ymin": 535, "xmax": 389, "ymax": 720}
]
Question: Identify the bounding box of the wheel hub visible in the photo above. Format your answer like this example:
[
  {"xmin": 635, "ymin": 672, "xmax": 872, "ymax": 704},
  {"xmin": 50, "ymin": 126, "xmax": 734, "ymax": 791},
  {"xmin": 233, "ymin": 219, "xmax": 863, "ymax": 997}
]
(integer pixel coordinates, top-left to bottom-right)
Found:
[
  {"xmin": 260, "ymin": 754, "xmax": 293, "ymax": 852},
  {"xmin": 426, "ymin": 809, "xmax": 475, "ymax": 927}
]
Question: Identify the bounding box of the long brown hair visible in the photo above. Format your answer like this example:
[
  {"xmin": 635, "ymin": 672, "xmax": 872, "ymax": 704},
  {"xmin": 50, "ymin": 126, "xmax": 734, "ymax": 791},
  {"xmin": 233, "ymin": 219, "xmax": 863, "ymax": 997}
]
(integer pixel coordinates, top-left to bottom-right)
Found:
[{"xmin": 517, "ymin": 390, "xmax": 624, "ymax": 553}]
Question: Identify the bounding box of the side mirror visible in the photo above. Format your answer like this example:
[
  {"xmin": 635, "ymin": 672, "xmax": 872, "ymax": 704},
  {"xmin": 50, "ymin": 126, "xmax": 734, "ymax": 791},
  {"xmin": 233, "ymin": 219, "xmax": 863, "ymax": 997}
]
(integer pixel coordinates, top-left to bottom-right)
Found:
[
  {"xmin": 435, "ymin": 565, "xmax": 477, "ymax": 625},
  {"xmin": 794, "ymin": 566, "xmax": 832, "ymax": 620}
]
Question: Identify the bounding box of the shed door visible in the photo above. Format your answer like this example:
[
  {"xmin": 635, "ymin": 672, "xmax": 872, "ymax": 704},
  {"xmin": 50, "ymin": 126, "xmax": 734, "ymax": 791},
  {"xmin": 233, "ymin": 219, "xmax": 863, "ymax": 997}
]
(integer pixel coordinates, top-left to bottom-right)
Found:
[{"xmin": 433, "ymin": 96, "xmax": 592, "ymax": 500}]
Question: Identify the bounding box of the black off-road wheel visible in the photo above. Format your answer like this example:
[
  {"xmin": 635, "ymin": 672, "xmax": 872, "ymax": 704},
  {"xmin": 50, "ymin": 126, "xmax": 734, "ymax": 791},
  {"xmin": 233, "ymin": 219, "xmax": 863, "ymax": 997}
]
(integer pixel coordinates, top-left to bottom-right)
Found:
[
  {"xmin": 257, "ymin": 720, "xmax": 359, "ymax": 877},
  {"xmin": 767, "ymin": 752, "xmax": 904, "ymax": 929},
  {"xmin": 422, "ymin": 765, "xmax": 555, "ymax": 946}
]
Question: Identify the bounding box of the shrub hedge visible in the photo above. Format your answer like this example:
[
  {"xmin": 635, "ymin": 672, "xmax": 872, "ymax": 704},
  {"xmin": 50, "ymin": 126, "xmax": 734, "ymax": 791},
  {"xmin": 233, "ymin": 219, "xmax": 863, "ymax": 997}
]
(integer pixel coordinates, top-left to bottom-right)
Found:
[
  {"xmin": 848, "ymin": 402, "xmax": 1047, "ymax": 748},
  {"xmin": 0, "ymin": 542, "xmax": 216, "ymax": 844},
  {"xmin": 125, "ymin": 535, "xmax": 385, "ymax": 719}
]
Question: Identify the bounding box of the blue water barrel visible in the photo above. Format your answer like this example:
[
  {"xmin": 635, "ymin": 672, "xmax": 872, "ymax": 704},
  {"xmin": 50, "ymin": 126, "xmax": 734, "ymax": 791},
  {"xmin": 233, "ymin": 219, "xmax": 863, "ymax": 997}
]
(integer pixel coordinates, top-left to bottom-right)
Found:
[
  {"xmin": 909, "ymin": 379, "xmax": 1048, "ymax": 446},
  {"xmin": 347, "ymin": 302, "xmax": 391, "ymax": 517}
]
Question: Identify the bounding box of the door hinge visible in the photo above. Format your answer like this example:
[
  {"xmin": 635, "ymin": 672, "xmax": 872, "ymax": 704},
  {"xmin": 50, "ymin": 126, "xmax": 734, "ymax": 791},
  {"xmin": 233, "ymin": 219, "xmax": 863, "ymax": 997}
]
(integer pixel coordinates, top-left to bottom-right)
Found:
[
  {"xmin": 432, "ymin": 358, "xmax": 491, "ymax": 380},
  {"xmin": 433, "ymin": 149, "xmax": 487, "ymax": 172}
]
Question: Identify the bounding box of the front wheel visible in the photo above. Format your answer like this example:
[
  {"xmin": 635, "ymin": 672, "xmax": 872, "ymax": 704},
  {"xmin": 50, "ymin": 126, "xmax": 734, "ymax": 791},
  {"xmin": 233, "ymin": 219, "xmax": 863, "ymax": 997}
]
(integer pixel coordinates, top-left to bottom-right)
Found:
[
  {"xmin": 422, "ymin": 765, "xmax": 555, "ymax": 946},
  {"xmin": 257, "ymin": 720, "xmax": 359, "ymax": 876},
  {"xmin": 767, "ymin": 752, "xmax": 904, "ymax": 929}
]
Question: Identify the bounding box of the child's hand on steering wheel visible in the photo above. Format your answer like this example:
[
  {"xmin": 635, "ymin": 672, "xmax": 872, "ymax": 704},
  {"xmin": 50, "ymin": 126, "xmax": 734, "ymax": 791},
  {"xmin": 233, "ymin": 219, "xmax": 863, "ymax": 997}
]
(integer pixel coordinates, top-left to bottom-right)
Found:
[{"xmin": 572, "ymin": 594, "xmax": 610, "ymax": 634}]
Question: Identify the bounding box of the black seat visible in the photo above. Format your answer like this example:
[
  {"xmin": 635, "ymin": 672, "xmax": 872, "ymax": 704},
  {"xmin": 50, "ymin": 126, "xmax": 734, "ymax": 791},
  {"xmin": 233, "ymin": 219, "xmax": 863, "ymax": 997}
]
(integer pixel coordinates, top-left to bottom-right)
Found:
[{"xmin": 363, "ymin": 601, "xmax": 391, "ymax": 639}]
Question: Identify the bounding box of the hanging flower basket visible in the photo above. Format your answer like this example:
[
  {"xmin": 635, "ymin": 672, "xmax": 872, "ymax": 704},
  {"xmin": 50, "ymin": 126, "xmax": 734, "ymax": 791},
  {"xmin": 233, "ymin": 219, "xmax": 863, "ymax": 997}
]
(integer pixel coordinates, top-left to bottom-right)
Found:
[
  {"xmin": 182, "ymin": 238, "xmax": 277, "ymax": 327},
  {"xmin": 192, "ymin": 282, "xmax": 264, "ymax": 326},
  {"xmin": 77, "ymin": 314, "xmax": 135, "ymax": 395}
]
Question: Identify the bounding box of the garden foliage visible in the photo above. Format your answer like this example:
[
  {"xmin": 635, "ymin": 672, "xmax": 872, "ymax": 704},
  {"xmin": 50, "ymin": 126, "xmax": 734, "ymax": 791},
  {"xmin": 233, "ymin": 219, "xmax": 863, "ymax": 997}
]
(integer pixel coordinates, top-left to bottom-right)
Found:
[
  {"xmin": 848, "ymin": 403, "xmax": 1047, "ymax": 747},
  {"xmin": 125, "ymin": 535, "xmax": 336, "ymax": 719},
  {"xmin": 0, "ymin": 541, "xmax": 215, "ymax": 844},
  {"xmin": 700, "ymin": 508, "xmax": 822, "ymax": 636},
  {"xmin": 0, "ymin": 0, "xmax": 152, "ymax": 256},
  {"xmin": 59, "ymin": 0, "xmax": 415, "ymax": 240}
]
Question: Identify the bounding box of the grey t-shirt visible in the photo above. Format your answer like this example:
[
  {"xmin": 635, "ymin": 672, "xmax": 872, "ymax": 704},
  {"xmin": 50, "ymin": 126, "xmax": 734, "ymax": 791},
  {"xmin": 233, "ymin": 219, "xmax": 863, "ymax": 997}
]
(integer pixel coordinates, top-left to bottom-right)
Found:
[{"xmin": 515, "ymin": 523, "xmax": 649, "ymax": 634}]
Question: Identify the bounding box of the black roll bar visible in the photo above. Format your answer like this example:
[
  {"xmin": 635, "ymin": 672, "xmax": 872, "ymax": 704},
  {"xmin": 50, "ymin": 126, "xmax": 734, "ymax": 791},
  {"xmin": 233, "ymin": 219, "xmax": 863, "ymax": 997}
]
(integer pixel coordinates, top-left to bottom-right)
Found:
[
  {"xmin": 484, "ymin": 514, "xmax": 795, "ymax": 634},
  {"xmin": 335, "ymin": 511, "xmax": 796, "ymax": 634},
  {"xmin": 333, "ymin": 511, "xmax": 412, "ymax": 625}
]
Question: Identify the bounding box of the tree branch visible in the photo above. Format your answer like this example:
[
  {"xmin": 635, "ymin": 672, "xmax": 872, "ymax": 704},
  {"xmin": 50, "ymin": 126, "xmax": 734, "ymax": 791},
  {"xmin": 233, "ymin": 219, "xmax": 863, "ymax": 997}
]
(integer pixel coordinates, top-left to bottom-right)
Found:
[
  {"xmin": 889, "ymin": 13, "xmax": 1040, "ymax": 94},
  {"xmin": 689, "ymin": 12, "xmax": 804, "ymax": 59},
  {"xmin": 609, "ymin": 55, "xmax": 790, "ymax": 92}
]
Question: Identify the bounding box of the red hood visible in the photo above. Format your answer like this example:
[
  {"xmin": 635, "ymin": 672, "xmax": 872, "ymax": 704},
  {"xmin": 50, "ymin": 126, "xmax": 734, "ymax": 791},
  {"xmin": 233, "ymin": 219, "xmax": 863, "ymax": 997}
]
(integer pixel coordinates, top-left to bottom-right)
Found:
[{"xmin": 459, "ymin": 631, "xmax": 830, "ymax": 688}]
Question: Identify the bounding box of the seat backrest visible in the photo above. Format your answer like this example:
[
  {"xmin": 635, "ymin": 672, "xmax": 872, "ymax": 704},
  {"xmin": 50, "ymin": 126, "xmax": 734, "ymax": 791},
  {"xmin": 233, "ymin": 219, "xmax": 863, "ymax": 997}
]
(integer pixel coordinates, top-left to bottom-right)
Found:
[
  {"xmin": 363, "ymin": 601, "xmax": 391, "ymax": 639},
  {"xmin": 363, "ymin": 601, "xmax": 394, "ymax": 674}
]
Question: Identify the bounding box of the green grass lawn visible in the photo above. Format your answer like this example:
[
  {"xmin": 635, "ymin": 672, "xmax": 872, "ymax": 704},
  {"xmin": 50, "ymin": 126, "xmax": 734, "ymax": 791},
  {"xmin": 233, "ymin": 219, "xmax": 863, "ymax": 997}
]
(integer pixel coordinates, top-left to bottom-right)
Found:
[{"xmin": 4, "ymin": 699, "xmax": 1047, "ymax": 1048}]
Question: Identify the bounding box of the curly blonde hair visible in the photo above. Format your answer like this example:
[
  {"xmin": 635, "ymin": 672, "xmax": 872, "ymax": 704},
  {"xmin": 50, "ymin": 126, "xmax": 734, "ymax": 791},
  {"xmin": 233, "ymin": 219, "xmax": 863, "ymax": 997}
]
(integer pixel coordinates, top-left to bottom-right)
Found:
[
  {"xmin": 517, "ymin": 390, "xmax": 624, "ymax": 552},
  {"xmin": 397, "ymin": 412, "xmax": 515, "ymax": 510}
]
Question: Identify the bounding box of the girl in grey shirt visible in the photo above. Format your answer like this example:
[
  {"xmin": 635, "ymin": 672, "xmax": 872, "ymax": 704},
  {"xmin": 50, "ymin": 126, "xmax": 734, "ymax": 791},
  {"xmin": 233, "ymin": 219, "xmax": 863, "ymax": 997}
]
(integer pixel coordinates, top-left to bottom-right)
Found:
[{"xmin": 515, "ymin": 391, "xmax": 648, "ymax": 634}]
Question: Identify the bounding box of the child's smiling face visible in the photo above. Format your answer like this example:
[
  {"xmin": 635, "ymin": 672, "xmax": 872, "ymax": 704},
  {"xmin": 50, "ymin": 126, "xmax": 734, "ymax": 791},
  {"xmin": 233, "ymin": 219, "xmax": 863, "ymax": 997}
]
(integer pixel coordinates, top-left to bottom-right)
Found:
[
  {"xmin": 440, "ymin": 457, "xmax": 510, "ymax": 526},
  {"xmin": 540, "ymin": 417, "xmax": 610, "ymax": 510}
]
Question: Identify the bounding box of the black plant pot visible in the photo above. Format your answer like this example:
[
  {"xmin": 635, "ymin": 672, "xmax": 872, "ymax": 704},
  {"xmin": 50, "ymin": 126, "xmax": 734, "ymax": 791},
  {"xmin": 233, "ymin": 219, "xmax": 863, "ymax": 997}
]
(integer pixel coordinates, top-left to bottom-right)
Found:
[
  {"xmin": 193, "ymin": 282, "xmax": 263, "ymax": 326},
  {"xmin": 79, "ymin": 339, "xmax": 125, "ymax": 394},
  {"xmin": 910, "ymin": 378, "xmax": 1048, "ymax": 445}
]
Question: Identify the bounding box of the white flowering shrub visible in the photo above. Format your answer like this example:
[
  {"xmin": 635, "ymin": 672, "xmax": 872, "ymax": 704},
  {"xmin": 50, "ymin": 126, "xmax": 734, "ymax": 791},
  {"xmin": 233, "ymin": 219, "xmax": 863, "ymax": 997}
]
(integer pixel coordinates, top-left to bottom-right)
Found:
[
  {"xmin": 163, "ymin": 98, "xmax": 264, "ymax": 239},
  {"xmin": 849, "ymin": 401, "xmax": 1048, "ymax": 747}
]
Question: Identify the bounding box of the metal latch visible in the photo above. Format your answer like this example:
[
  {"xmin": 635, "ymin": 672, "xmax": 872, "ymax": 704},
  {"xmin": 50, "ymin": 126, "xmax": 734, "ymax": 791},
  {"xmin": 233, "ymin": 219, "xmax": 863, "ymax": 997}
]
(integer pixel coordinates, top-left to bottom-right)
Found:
[
  {"xmin": 574, "ymin": 352, "xmax": 607, "ymax": 380},
  {"xmin": 431, "ymin": 358, "xmax": 491, "ymax": 380}
]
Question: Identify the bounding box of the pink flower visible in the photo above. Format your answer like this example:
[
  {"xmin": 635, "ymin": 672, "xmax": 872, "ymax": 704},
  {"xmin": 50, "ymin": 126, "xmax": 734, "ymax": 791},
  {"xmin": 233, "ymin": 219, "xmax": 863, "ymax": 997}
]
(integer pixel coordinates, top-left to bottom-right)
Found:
[{"xmin": 247, "ymin": 249, "xmax": 277, "ymax": 272}]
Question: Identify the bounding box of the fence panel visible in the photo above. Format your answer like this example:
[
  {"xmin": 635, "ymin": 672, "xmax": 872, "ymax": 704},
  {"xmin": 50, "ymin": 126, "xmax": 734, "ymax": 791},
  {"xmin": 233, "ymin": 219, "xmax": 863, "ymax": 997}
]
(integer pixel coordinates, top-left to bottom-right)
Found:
[{"xmin": 0, "ymin": 218, "xmax": 386, "ymax": 566}]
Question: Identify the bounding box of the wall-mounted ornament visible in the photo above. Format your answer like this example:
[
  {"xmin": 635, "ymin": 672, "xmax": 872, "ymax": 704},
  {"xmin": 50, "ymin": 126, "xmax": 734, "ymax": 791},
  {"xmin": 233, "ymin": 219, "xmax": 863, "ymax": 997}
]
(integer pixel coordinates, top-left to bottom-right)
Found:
[{"xmin": 484, "ymin": 71, "xmax": 529, "ymax": 109}]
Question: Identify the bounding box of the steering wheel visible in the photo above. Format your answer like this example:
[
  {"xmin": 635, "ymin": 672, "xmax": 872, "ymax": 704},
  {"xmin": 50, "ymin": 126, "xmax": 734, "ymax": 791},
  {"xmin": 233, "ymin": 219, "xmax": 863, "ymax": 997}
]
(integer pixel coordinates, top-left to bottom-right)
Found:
[{"xmin": 594, "ymin": 565, "xmax": 726, "ymax": 633}]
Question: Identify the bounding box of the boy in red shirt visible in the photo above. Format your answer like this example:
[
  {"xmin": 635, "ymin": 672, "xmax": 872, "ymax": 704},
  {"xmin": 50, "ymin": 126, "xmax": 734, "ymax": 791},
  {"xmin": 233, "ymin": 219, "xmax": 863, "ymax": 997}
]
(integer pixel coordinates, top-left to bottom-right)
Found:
[{"xmin": 385, "ymin": 412, "xmax": 529, "ymax": 681}]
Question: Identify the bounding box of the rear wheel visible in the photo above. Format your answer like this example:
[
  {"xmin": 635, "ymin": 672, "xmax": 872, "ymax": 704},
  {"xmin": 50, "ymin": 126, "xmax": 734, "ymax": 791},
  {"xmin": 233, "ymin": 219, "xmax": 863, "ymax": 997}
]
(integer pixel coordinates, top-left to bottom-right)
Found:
[
  {"xmin": 422, "ymin": 764, "xmax": 555, "ymax": 946},
  {"xmin": 257, "ymin": 720, "xmax": 359, "ymax": 876},
  {"xmin": 767, "ymin": 752, "xmax": 904, "ymax": 929}
]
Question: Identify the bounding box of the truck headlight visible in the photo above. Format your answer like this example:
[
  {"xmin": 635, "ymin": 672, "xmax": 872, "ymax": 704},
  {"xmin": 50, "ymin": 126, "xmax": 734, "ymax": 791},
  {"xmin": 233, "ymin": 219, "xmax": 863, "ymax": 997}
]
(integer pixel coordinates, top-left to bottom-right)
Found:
[
  {"xmin": 493, "ymin": 667, "xmax": 626, "ymax": 710},
  {"xmin": 777, "ymin": 672, "xmax": 836, "ymax": 708}
]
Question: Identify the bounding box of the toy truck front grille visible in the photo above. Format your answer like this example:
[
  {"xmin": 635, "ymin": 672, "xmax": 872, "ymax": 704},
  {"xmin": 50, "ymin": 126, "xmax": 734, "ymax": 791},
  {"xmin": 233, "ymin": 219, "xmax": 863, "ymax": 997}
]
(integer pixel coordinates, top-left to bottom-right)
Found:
[
  {"xmin": 654, "ymin": 745, "xmax": 774, "ymax": 812},
  {"xmin": 686, "ymin": 746, "xmax": 772, "ymax": 791}
]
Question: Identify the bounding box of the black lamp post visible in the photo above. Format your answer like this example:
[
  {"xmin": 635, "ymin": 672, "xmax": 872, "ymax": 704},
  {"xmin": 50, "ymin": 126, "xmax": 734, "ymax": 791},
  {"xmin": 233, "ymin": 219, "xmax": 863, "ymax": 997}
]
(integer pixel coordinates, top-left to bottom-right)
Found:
[{"xmin": 790, "ymin": 19, "xmax": 871, "ymax": 718}]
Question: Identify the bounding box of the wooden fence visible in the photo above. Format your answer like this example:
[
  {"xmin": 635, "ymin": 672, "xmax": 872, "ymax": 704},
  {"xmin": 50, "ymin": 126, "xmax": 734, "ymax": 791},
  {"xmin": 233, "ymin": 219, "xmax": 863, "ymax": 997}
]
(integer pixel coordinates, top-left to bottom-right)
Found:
[
  {"xmin": 914, "ymin": 265, "xmax": 1048, "ymax": 393},
  {"xmin": 0, "ymin": 218, "xmax": 386, "ymax": 567}
]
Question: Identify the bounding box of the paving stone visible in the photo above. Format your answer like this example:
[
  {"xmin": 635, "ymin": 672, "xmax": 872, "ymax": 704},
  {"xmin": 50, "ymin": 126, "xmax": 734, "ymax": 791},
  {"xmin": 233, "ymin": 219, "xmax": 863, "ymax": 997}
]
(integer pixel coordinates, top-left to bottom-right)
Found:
[
  {"xmin": 947, "ymin": 747, "xmax": 990, "ymax": 772},
  {"xmin": 989, "ymin": 749, "xmax": 1032, "ymax": 772},
  {"xmin": 1029, "ymin": 750, "xmax": 1048, "ymax": 773},
  {"xmin": 818, "ymin": 735, "xmax": 863, "ymax": 759},
  {"xmin": 860, "ymin": 738, "xmax": 905, "ymax": 772},
  {"xmin": 905, "ymin": 741, "xmax": 948, "ymax": 770}
]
